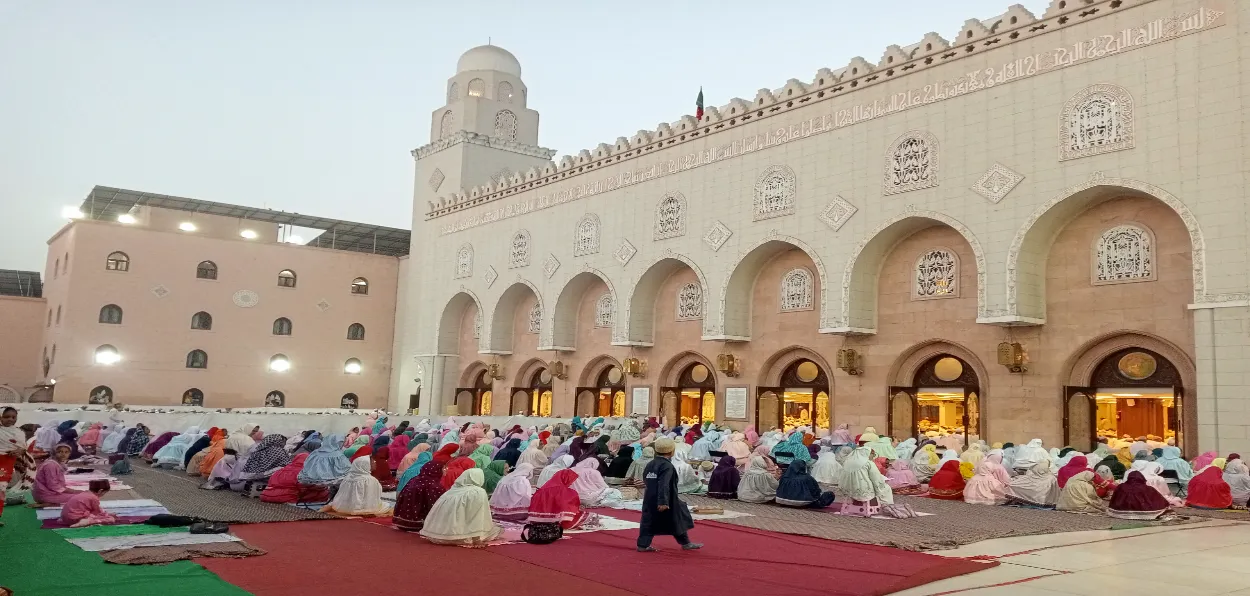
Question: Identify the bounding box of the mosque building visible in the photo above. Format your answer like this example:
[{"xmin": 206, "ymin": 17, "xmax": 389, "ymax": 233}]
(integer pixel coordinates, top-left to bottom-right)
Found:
[{"xmin": 4, "ymin": 0, "xmax": 1247, "ymax": 458}]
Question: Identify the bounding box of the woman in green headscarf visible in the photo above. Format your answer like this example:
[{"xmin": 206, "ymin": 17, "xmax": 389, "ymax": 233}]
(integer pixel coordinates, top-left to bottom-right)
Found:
[
  {"xmin": 470, "ymin": 444, "xmax": 493, "ymax": 469},
  {"xmin": 396, "ymin": 451, "xmax": 433, "ymax": 492},
  {"xmin": 771, "ymin": 432, "xmax": 811, "ymax": 465},
  {"xmin": 483, "ymin": 460, "xmax": 508, "ymax": 494},
  {"xmin": 343, "ymin": 435, "xmax": 369, "ymax": 459}
]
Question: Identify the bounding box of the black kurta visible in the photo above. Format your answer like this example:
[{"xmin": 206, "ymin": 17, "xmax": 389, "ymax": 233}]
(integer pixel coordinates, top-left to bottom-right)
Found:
[{"xmin": 640, "ymin": 456, "xmax": 695, "ymax": 536}]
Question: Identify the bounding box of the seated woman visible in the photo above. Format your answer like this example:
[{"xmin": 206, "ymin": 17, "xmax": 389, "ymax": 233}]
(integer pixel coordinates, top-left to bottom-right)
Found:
[
  {"xmin": 671, "ymin": 450, "xmax": 704, "ymax": 495},
  {"xmin": 1186, "ymin": 465, "xmax": 1234, "ymax": 510},
  {"xmin": 771, "ymin": 433, "xmax": 811, "ymax": 467},
  {"xmin": 537, "ymin": 454, "xmax": 574, "ymax": 487},
  {"xmin": 886, "ymin": 458, "xmax": 922, "ymax": 495},
  {"xmin": 836, "ymin": 446, "xmax": 894, "ymax": 516},
  {"xmin": 261, "ymin": 453, "xmax": 330, "ymax": 504},
  {"xmin": 602, "ymin": 444, "xmax": 634, "ymax": 486},
  {"xmin": 140, "ymin": 431, "xmax": 178, "ymax": 463},
  {"xmin": 1224, "ymin": 459, "xmax": 1250, "ymax": 507},
  {"xmin": 369, "ymin": 443, "xmax": 396, "ymax": 491},
  {"xmin": 624, "ymin": 447, "xmax": 654, "ymax": 490},
  {"xmin": 393, "ymin": 460, "xmax": 447, "ymax": 531},
  {"xmin": 1056, "ymin": 471, "xmax": 1109, "ymax": 514},
  {"xmin": 33, "ymin": 445, "xmax": 81, "ymax": 504},
  {"xmin": 197, "ymin": 431, "xmax": 229, "ymax": 477},
  {"xmin": 387, "ymin": 434, "xmax": 411, "ymax": 473},
  {"xmin": 442, "ymin": 456, "xmax": 476, "ymax": 490},
  {"xmin": 910, "ymin": 444, "xmax": 940, "ymax": 483},
  {"xmin": 964, "ymin": 454, "xmax": 1012, "ymax": 505},
  {"xmin": 1157, "ymin": 446, "xmax": 1194, "ymax": 490},
  {"xmin": 1108, "ymin": 471, "xmax": 1172, "ymax": 520},
  {"xmin": 186, "ymin": 429, "xmax": 222, "ymax": 476},
  {"xmin": 419, "ymin": 468, "xmax": 502, "ymax": 547},
  {"xmin": 238, "ymin": 434, "xmax": 292, "ymax": 484},
  {"xmin": 1007, "ymin": 461, "xmax": 1060, "ymax": 508},
  {"xmin": 201, "ymin": 449, "xmax": 238, "ymax": 490},
  {"xmin": 298, "ymin": 434, "xmax": 354, "ymax": 487},
  {"xmin": 926, "ymin": 460, "xmax": 966, "ymax": 500},
  {"xmin": 59, "ymin": 480, "xmax": 118, "ymax": 527},
  {"xmin": 1056, "ymin": 455, "xmax": 1089, "ymax": 489},
  {"xmin": 707, "ymin": 456, "xmax": 740, "ymax": 499},
  {"xmin": 570, "ymin": 459, "xmax": 617, "ymax": 506},
  {"xmin": 775, "ymin": 460, "xmax": 834, "ymax": 508},
  {"xmin": 152, "ymin": 432, "xmax": 198, "ymax": 469},
  {"xmin": 527, "ymin": 469, "xmax": 594, "ymax": 530},
  {"xmin": 810, "ymin": 450, "xmax": 842, "ymax": 485},
  {"xmin": 320, "ymin": 458, "xmax": 392, "ymax": 517},
  {"xmin": 489, "ymin": 463, "xmax": 534, "ymax": 521}
]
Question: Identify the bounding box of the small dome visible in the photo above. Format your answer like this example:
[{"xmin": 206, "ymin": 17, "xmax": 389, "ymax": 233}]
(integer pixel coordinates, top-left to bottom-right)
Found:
[{"xmin": 456, "ymin": 45, "xmax": 522, "ymax": 77}]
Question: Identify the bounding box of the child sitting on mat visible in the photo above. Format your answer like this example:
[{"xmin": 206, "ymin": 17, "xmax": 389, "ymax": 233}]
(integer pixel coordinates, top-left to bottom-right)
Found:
[{"xmin": 60, "ymin": 479, "xmax": 119, "ymax": 527}]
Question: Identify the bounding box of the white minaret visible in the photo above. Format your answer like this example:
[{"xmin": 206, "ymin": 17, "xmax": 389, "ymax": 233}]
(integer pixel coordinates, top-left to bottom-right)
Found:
[{"xmin": 394, "ymin": 45, "xmax": 555, "ymax": 415}]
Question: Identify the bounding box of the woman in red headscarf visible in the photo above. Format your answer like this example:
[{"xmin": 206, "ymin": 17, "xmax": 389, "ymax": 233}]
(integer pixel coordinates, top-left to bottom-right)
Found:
[
  {"xmin": 1057, "ymin": 455, "xmax": 1089, "ymax": 488},
  {"xmin": 369, "ymin": 446, "xmax": 396, "ymax": 491},
  {"xmin": 526, "ymin": 469, "xmax": 592, "ymax": 530},
  {"xmin": 442, "ymin": 456, "xmax": 476, "ymax": 490},
  {"xmin": 927, "ymin": 460, "xmax": 966, "ymax": 500},
  {"xmin": 261, "ymin": 453, "xmax": 330, "ymax": 504},
  {"xmin": 1186, "ymin": 465, "xmax": 1233, "ymax": 510}
]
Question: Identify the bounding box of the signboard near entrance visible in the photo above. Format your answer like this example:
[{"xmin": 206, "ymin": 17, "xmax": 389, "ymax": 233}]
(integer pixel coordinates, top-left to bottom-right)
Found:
[
  {"xmin": 724, "ymin": 386, "xmax": 749, "ymax": 420},
  {"xmin": 631, "ymin": 386, "xmax": 650, "ymax": 416}
]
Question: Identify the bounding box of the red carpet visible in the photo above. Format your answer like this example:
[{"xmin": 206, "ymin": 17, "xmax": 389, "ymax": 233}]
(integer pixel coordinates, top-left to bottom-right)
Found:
[{"xmin": 200, "ymin": 514, "xmax": 994, "ymax": 596}]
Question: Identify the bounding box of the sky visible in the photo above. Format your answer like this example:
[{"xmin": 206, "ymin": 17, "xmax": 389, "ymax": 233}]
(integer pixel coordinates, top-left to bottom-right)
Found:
[{"xmin": 0, "ymin": 0, "xmax": 1050, "ymax": 273}]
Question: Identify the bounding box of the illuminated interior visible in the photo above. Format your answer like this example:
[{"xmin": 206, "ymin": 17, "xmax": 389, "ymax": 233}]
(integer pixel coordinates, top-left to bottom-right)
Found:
[
  {"xmin": 1094, "ymin": 388, "xmax": 1175, "ymax": 441},
  {"xmin": 530, "ymin": 390, "xmax": 552, "ymax": 417},
  {"xmin": 679, "ymin": 390, "xmax": 715, "ymax": 426},
  {"xmin": 780, "ymin": 389, "xmax": 830, "ymax": 431},
  {"xmin": 479, "ymin": 390, "xmax": 492, "ymax": 415},
  {"xmin": 916, "ymin": 388, "xmax": 966, "ymax": 436},
  {"xmin": 597, "ymin": 389, "xmax": 626, "ymax": 417}
]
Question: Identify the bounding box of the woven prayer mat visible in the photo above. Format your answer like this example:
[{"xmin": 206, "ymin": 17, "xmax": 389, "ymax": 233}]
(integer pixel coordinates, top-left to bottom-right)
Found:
[
  {"xmin": 1176, "ymin": 506, "xmax": 1250, "ymax": 521},
  {"xmin": 100, "ymin": 541, "xmax": 265, "ymax": 564},
  {"xmin": 124, "ymin": 464, "xmax": 334, "ymax": 523},
  {"xmin": 676, "ymin": 494, "xmax": 1198, "ymax": 551}
]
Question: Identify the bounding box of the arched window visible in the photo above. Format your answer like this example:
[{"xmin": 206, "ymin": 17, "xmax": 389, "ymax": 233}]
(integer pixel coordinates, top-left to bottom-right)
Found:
[
  {"xmin": 98, "ymin": 304, "xmax": 123, "ymax": 324},
  {"xmin": 94, "ymin": 344, "xmax": 120, "ymax": 365},
  {"xmin": 196, "ymin": 260, "xmax": 217, "ymax": 280},
  {"xmin": 277, "ymin": 269, "xmax": 297, "ymax": 288},
  {"xmin": 508, "ymin": 230, "xmax": 531, "ymax": 268},
  {"xmin": 594, "ymin": 293, "xmax": 613, "ymax": 328},
  {"xmin": 264, "ymin": 390, "xmax": 285, "ymax": 407},
  {"xmin": 106, "ymin": 251, "xmax": 129, "ymax": 272},
  {"xmin": 347, "ymin": 323, "xmax": 366, "ymax": 340},
  {"xmin": 676, "ymin": 283, "xmax": 703, "ymax": 321},
  {"xmin": 344, "ymin": 358, "xmax": 362, "ymax": 374},
  {"xmin": 89, "ymin": 385, "xmax": 113, "ymax": 405},
  {"xmin": 186, "ymin": 349, "xmax": 208, "ymax": 369},
  {"xmin": 447, "ymin": 81, "xmax": 460, "ymax": 103},
  {"xmin": 494, "ymin": 110, "xmax": 517, "ymax": 139},
  {"xmin": 268, "ymin": 354, "xmax": 290, "ymax": 372},
  {"xmin": 182, "ymin": 388, "xmax": 204, "ymax": 406},
  {"xmin": 497, "ymin": 81, "xmax": 514, "ymax": 102},
  {"xmin": 914, "ymin": 248, "xmax": 959, "ymax": 299},
  {"xmin": 653, "ymin": 192, "xmax": 687, "ymax": 240},
  {"xmin": 779, "ymin": 268, "xmax": 814, "ymax": 312},
  {"xmin": 340, "ymin": 393, "xmax": 359, "ymax": 409},
  {"xmin": 573, "ymin": 214, "xmax": 601, "ymax": 256},
  {"xmin": 1093, "ymin": 223, "xmax": 1155, "ymax": 284},
  {"xmin": 884, "ymin": 130, "xmax": 939, "ymax": 195},
  {"xmin": 467, "ymin": 78, "xmax": 485, "ymax": 97},
  {"xmin": 1060, "ymin": 84, "xmax": 1134, "ymax": 161},
  {"xmin": 273, "ymin": 317, "xmax": 292, "ymax": 336},
  {"xmin": 528, "ymin": 303, "xmax": 542, "ymax": 334},
  {"xmin": 455, "ymin": 244, "xmax": 473, "ymax": 278},
  {"xmin": 439, "ymin": 110, "xmax": 454, "ymax": 139},
  {"xmin": 191, "ymin": 311, "xmax": 212, "ymax": 330},
  {"xmin": 350, "ymin": 277, "xmax": 369, "ymax": 295},
  {"xmin": 753, "ymin": 165, "xmax": 797, "ymax": 221}
]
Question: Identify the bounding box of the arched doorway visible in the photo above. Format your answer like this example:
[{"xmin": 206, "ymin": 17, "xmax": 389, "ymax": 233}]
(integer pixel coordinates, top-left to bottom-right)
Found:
[
  {"xmin": 1065, "ymin": 347, "xmax": 1185, "ymax": 453},
  {"xmin": 454, "ymin": 369, "xmax": 494, "ymax": 415},
  {"xmin": 340, "ymin": 393, "xmax": 359, "ymax": 409},
  {"xmin": 757, "ymin": 359, "xmax": 830, "ymax": 432},
  {"xmin": 182, "ymin": 388, "xmax": 204, "ymax": 406},
  {"xmin": 510, "ymin": 367, "xmax": 552, "ymax": 417},
  {"xmin": 889, "ymin": 354, "xmax": 981, "ymax": 448},
  {"xmin": 662, "ymin": 363, "xmax": 716, "ymax": 427},
  {"xmin": 89, "ymin": 385, "xmax": 113, "ymax": 405},
  {"xmin": 576, "ymin": 366, "xmax": 626, "ymax": 418}
]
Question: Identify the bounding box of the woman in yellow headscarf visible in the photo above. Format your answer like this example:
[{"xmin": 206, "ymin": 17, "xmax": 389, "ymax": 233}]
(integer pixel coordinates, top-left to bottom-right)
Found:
[{"xmin": 1115, "ymin": 447, "xmax": 1134, "ymax": 469}]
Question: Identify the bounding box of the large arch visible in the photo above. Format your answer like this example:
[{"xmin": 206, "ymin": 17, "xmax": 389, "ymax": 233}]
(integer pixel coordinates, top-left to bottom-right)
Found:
[
  {"xmin": 618, "ymin": 253, "xmax": 710, "ymax": 346},
  {"xmin": 1007, "ymin": 174, "xmax": 1207, "ymax": 321},
  {"xmin": 435, "ymin": 289, "xmax": 484, "ymax": 354},
  {"xmin": 839, "ymin": 210, "xmax": 987, "ymax": 333},
  {"xmin": 577, "ymin": 354, "xmax": 623, "ymax": 386},
  {"xmin": 484, "ymin": 280, "xmax": 543, "ymax": 355},
  {"xmin": 543, "ymin": 267, "xmax": 618, "ymax": 351},
  {"xmin": 716, "ymin": 235, "xmax": 831, "ymax": 340},
  {"xmin": 757, "ymin": 345, "xmax": 836, "ymax": 387},
  {"xmin": 657, "ymin": 350, "xmax": 717, "ymax": 387},
  {"xmin": 512, "ymin": 357, "xmax": 549, "ymax": 388},
  {"xmin": 458, "ymin": 360, "xmax": 489, "ymax": 387},
  {"xmin": 887, "ymin": 338, "xmax": 991, "ymax": 390}
]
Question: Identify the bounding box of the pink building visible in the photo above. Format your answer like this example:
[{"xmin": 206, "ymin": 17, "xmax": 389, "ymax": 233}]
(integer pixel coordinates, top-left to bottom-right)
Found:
[
  {"xmin": 33, "ymin": 186, "xmax": 404, "ymax": 409},
  {"xmin": 0, "ymin": 270, "xmax": 47, "ymax": 403}
]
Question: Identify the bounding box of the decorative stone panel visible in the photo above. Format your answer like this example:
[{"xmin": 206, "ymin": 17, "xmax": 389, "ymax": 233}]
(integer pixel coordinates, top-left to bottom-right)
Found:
[
  {"xmin": 429, "ymin": 168, "xmax": 446, "ymax": 192},
  {"xmin": 573, "ymin": 214, "xmax": 601, "ymax": 256},
  {"xmin": 1059, "ymin": 84, "xmax": 1134, "ymax": 162},
  {"xmin": 818, "ymin": 196, "xmax": 858, "ymax": 231},
  {"xmin": 753, "ymin": 165, "xmax": 796, "ymax": 221},
  {"xmin": 455, "ymin": 244, "xmax": 473, "ymax": 279},
  {"xmin": 653, "ymin": 192, "xmax": 687, "ymax": 240},
  {"xmin": 508, "ymin": 230, "xmax": 531, "ymax": 268},
  {"xmin": 883, "ymin": 130, "xmax": 939, "ymax": 195},
  {"xmin": 703, "ymin": 221, "xmax": 732, "ymax": 252},
  {"xmin": 483, "ymin": 265, "xmax": 498, "ymax": 288},
  {"xmin": 971, "ymin": 163, "xmax": 1024, "ymax": 204},
  {"xmin": 779, "ymin": 267, "xmax": 814, "ymax": 312},
  {"xmin": 614, "ymin": 239, "xmax": 637, "ymax": 266},
  {"xmin": 543, "ymin": 254, "xmax": 561, "ymax": 279},
  {"xmin": 1092, "ymin": 223, "xmax": 1155, "ymax": 285}
]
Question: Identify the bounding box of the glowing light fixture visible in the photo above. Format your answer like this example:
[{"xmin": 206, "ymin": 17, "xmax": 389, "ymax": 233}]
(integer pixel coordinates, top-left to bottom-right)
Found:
[
  {"xmin": 179, "ymin": 222, "xmax": 197, "ymax": 232},
  {"xmin": 117, "ymin": 214, "xmax": 137, "ymax": 224},
  {"xmin": 94, "ymin": 345, "xmax": 121, "ymax": 365},
  {"xmin": 269, "ymin": 354, "xmax": 290, "ymax": 372},
  {"xmin": 239, "ymin": 229, "xmax": 258, "ymax": 240},
  {"xmin": 62, "ymin": 206, "xmax": 85, "ymax": 219},
  {"xmin": 344, "ymin": 358, "xmax": 362, "ymax": 374}
]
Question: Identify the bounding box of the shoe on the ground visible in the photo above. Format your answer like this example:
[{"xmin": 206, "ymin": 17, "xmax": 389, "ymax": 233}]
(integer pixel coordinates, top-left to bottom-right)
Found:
[
  {"xmin": 682, "ymin": 543, "xmax": 704, "ymax": 550},
  {"xmin": 637, "ymin": 546, "xmax": 657, "ymax": 552}
]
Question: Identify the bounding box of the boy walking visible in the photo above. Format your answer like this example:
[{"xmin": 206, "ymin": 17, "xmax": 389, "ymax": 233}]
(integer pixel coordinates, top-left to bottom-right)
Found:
[{"xmin": 637, "ymin": 438, "xmax": 702, "ymax": 552}]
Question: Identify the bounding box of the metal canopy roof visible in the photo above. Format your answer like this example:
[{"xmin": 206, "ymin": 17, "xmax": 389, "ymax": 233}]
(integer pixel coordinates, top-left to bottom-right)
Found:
[
  {"xmin": 0, "ymin": 270, "xmax": 42, "ymax": 298},
  {"xmin": 79, "ymin": 186, "xmax": 411, "ymax": 257}
]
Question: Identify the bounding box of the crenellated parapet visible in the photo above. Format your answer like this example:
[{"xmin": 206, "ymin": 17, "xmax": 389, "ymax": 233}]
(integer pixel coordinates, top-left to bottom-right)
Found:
[{"xmin": 424, "ymin": 0, "xmax": 1173, "ymax": 220}]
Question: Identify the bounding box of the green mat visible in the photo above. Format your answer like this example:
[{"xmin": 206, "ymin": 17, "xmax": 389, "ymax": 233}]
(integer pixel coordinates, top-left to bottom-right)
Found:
[
  {"xmin": 0, "ymin": 507, "xmax": 251, "ymax": 596},
  {"xmin": 54, "ymin": 524, "xmax": 189, "ymax": 539}
]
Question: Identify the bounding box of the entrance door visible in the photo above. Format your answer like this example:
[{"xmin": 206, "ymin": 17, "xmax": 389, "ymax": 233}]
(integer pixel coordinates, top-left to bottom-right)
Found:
[
  {"xmin": 757, "ymin": 387, "xmax": 782, "ymax": 431},
  {"xmin": 1063, "ymin": 386, "xmax": 1096, "ymax": 452},
  {"xmin": 888, "ymin": 386, "xmax": 917, "ymax": 441},
  {"xmin": 508, "ymin": 388, "xmax": 531, "ymax": 416},
  {"xmin": 453, "ymin": 388, "xmax": 475, "ymax": 416},
  {"xmin": 660, "ymin": 387, "xmax": 679, "ymax": 426},
  {"xmin": 574, "ymin": 387, "xmax": 596, "ymax": 418}
]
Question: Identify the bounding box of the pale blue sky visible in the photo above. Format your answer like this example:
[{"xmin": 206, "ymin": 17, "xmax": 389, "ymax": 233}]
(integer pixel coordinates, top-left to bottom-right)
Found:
[{"xmin": 0, "ymin": 0, "xmax": 1048, "ymax": 272}]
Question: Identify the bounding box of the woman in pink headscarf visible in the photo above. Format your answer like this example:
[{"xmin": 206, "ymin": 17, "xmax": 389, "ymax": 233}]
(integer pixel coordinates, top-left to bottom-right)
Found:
[
  {"xmin": 744, "ymin": 425, "xmax": 760, "ymax": 446},
  {"xmin": 752, "ymin": 444, "xmax": 780, "ymax": 478},
  {"xmin": 830, "ymin": 423, "xmax": 853, "ymax": 446},
  {"xmin": 78, "ymin": 423, "xmax": 104, "ymax": 454},
  {"xmin": 398, "ymin": 443, "xmax": 431, "ymax": 476},
  {"xmin": 722, "ymin": 432, "xmax": 752, "ymax": 466},
  {"xmin": 964, "ymin": 453, "xmax": 1012, "ymax": 505},
  {"xmin": 387, "ymin": 434, "xmax": 411, "ymax": 472},
  {"xmin": 342, "ymin": 427, "xmax": 360, "ymax": 448},
  {"xmin": 569, "ymin": 458, "xmax": 612, "ymax": 506},
  {"xmin": 1192, "ymin": 451, "xmax": 1218, "ymax": 473}
]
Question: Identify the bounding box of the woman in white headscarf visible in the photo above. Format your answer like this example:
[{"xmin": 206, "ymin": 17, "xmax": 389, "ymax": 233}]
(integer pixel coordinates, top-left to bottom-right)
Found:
[
  {"xmin": 226, "ymin": 424, "xmax": 257, "ymax": 456},
  {"xmin": 1010, "ymin": 439, "xmax": 1048, "ymax": 474},
  {"xmin": 810, "ymin": 450, "xmax": 842, "ymax": 485},
  {"xmin": 736, "ymin": 455, "xmax": 780, "ymax": 503},
  {"xmin": 321, "ymin": 457, "xmax": 392, "ymax": 516},
  {"xmin": 671, "ymin": 449, "xmax": 704, "ymax": 494},
  {"xmin": 1007, "ymin": 461, "xmax": 1060, "ymax": 507},
  {"xmin": 33, "ymin": 420, "xmax": 62, "ymax": 453},
  {"xmin": 536, "ymin": 454, "xmax": 573, "ymax": 487},
  {"xmin": 1223, "ymin": 459, "xmax": 1250, "ymax": 507},
  {"xmin": 489, "ymin": 463, "xmax": 534, "ymax": 521},
  {"xmin": 837, "ymin": 446, "xmax": 894, "ymax": 516},
  {"xmin": 894, "ymin": 438, "xmax": 917, "ymax": 462},
  {"xmin": 420, "ymin": 468, "xmax": 502, "ymax": 546},
  {"xmin": 153, "ymin": 428, "xmax": 201, "ymax": 469},
  {"xmin": 99, "ymin": 425, "xmax": 128, "ymax": 455}
]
